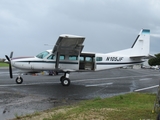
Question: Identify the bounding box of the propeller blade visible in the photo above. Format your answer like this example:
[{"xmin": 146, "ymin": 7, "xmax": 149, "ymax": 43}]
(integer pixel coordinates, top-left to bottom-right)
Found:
[
  {"xmin": 9, "ymin": 64, "xmax": 13, "ymax": 78},
  {"xmin": 5, "ymin": 55, "xmax": 13, "ymax": 78},
  {"xmin": 5, "ymin": 55, "xmax": 10, "ymax": 62},
  {"xmin": 10, "ymin": 51, "xmax": 13, "ymax": 58}
]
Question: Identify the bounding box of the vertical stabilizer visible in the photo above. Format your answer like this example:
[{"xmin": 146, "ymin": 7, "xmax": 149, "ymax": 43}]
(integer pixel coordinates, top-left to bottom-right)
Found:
[{"xmin": 131, "ymin": 29, "xmax": 150, "ymax": 56}]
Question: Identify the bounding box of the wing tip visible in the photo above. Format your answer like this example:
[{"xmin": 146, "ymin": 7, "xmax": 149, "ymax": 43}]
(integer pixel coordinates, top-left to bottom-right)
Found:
[{"xmin": 59, "ymin": 34, "xmax": 85, "ymax": 38}]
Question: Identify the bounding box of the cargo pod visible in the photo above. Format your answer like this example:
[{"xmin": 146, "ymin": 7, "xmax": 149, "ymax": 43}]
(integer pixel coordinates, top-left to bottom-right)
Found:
[{"xmin": 79, "ymin": 53, "xmax": 95, "ymax": 71}]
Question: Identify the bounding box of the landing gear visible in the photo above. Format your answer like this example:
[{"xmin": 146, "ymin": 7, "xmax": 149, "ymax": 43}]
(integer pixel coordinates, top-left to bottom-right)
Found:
[
  {"xmin": 15, "ymin": 76, "xmax": 23, "ymax": 84},
  {"xmin": 60, "ymin": 72, "xmax": 70, "ymax": 86},
  {"xmin": 61, "ymin": 78, "xmax": 70, "ymax": 86}
]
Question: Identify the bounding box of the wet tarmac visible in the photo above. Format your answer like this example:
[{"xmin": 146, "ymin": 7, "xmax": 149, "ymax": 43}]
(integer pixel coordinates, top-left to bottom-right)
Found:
[{"xmin": 0, "ymin": 68, "xmax": 160, "ymax": 120}]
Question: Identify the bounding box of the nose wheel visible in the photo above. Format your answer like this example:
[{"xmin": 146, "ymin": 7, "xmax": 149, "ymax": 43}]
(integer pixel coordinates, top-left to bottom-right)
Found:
[
  {"xmin": 15, "ymin": 76, "xmax": 23, "ymax": 84},
  {"xmin": 60, "ymin": 72, "xmax": 70, "ymax": 86}
]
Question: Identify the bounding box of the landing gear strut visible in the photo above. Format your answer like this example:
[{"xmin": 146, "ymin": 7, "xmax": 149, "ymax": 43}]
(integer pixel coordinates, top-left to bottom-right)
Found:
[{"xmin": 60, "ymin": 72, "xmax": 70, "ymax": 86}]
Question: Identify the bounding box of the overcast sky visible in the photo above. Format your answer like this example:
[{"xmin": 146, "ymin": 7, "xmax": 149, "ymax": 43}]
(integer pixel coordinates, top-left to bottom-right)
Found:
[{"xmin": 0, "ymin": 0, "xmax": 160, "ymax": 58}]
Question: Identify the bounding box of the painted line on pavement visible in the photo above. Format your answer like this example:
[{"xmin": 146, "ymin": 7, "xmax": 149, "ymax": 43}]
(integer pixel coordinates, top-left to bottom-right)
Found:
[
  {"xmin": 139, "ymin": 78, "xmax": 152, "ymax": 81},
  {"xmin": 134, "ymin": 85, "xmax": 159, "ymax": 92},
  {"xmin": 85, "ymin": 82, "xmax": 113, "ymax": 87},
  {"xmin": 0, "ymin": 82, "xmax": 59, "ymax": 87}
]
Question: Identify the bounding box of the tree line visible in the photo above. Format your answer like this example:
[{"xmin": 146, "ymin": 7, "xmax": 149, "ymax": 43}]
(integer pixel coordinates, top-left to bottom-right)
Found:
[{"xmin": 148, "ymin": 53, "xmax": 160, "ymax": 66}]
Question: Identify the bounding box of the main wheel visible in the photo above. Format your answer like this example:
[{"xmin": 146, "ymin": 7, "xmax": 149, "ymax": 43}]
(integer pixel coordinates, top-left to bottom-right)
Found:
[
  {"xmin": 60, "ymin": 76, "xmax": 65, "ymax": 82},
  {"xmin": 62, "ymin": 78, "xmax": 70, "ymax": 86},
  {"xmin": 16, "ymin": 76, "xmax": 23, "ymax": 84}
]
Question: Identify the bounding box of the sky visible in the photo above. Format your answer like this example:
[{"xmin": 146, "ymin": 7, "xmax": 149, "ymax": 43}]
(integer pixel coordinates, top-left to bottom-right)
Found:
[{"xmin": 0, "ymin": 0, "xmax": 160, "ymax": 58}]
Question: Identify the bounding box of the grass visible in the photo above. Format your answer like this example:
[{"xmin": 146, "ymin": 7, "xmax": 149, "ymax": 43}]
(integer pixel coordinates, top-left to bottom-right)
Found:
[
  {"xmin": 13, "ymin": 93, "xmax": 158, "ymax": 120},
  {"xmin": 0, "ymin": 62, "xmax": 8, "ymax": 67}
]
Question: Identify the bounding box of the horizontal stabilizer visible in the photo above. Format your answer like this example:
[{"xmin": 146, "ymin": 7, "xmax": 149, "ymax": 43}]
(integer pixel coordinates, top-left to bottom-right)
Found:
[{"xmin": 130, "ymin": 54, "xmax": 155, "ymax": 59}]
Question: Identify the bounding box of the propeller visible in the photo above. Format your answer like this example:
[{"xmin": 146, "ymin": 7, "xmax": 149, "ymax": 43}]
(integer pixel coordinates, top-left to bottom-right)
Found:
[
  {"xmin": 5, "ymin": 51, "xmax": 13, "ymax": 78},
  {"xmin": 10, "ymin": 51, "xmax": 13, "ymax": 58}
]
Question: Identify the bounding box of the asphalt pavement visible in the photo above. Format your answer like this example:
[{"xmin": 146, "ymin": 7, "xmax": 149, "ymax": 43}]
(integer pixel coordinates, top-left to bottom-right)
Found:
[{"xmin": 0, "ymin": 68, "xmax": 160, "ymax": 120}]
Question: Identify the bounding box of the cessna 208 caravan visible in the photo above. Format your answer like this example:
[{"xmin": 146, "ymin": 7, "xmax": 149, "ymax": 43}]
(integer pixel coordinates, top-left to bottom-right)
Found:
[{"xmin": 5, "ymin": 29, "xmax": 151, "ymax": 86}]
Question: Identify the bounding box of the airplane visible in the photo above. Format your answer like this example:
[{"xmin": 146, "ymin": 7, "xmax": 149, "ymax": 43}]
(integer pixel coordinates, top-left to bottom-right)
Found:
[{"xmin": 5, "ymin": 29, "xmax": 152, "ymax": 86}]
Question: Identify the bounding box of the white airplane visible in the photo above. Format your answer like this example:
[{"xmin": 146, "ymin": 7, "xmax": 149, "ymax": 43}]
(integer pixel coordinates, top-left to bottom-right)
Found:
[{"xmin": 5, "ymin": 29, "xmax": 151, "ymax": 86}]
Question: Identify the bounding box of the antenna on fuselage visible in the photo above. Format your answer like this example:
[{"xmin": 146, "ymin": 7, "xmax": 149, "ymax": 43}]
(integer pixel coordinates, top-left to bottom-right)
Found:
[{"xmin": 44, "ymin": 44, "xmax": 53, "ymax": 46}]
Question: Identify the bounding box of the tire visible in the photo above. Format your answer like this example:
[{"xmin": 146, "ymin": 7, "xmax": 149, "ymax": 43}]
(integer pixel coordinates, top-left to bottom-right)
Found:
[
  {"xmin": 16, "ymin": 77, "xmax": 23, "ymax": 84},
  {"xmin": 62, "ymin": 78, "xmax": 70, "ymax": 86},
  {"xmin": 60, "ymin": 76, "xmax": 65, "ymax": 82}
]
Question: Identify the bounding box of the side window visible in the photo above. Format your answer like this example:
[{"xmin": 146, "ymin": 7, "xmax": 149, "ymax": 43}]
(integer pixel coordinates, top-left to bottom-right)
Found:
[
  {"xmin": 69, "ymin": 55, "xmax": 78, "ymax": 60},
  {"xmin": 96, "ymin": 57, "xmax": 102, "ymax": 61},
  {"xmin": 86, "ymin": 57, "xmax": 92, "ymax": 62},
  {"xmin": 47, "ymin": 54, "xmax": 55, "ymax": 60},
  {"xmin": 80, "ymin": 56, "xmax": 84, "ymax": 61},
  {"xmin": 60, "ymin": 55, "xmax": 65, "ymax": 60}
]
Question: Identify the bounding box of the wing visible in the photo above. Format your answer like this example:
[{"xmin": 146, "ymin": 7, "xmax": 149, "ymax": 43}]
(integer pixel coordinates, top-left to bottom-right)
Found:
[{"xmin": 52, "ymin": 34, "xmax": 85, "ymax": 55}]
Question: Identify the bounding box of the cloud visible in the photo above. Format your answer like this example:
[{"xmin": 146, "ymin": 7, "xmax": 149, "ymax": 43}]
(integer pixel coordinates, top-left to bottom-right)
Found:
[
  {"xmin": 53, "ymin": 0, "xmax": 160, "ymax": 29},
  {"xmin": 151, "ymin": 34, "xmax": 160, "ymax": 38},
  {"xmin": 0, "ymin": 0, "xmax": 160, "ymax": 57}
]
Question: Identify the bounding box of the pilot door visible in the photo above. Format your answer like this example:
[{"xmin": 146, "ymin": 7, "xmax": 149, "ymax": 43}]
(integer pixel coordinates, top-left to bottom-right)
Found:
[{"xmin": 79, "ymin": 53, "xmax": 95, "ymax": 70}]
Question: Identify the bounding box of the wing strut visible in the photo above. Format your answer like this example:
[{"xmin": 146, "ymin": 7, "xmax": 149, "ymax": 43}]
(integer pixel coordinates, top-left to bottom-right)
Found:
[{"xmin": 55, "ymin": 52, "xmax": 60, "ymax": 69}]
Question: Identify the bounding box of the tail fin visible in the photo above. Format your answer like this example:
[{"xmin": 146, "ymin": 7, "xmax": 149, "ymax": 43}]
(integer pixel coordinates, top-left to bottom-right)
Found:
[{"xmin": 131, "ymin": 29, "xmax": 150, "ymax": 57}]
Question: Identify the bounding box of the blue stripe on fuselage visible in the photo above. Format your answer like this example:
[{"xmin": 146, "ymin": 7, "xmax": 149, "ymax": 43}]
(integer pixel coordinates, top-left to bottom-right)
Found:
[
  {"xmin": 15, "ymin": 61, "xmax": 79, "ymax": 64},
  {"xmin": 15, "ymin": 61, "xmax": 143, "ymax": 66},
  {"xmin": 96, "ymin": 61, "xmax": 143, "ymax": 65}
]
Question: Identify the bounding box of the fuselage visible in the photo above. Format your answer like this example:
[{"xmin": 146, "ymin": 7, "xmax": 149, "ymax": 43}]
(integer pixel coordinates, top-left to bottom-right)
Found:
[{"xmin": 10, "ymin": 49, "xmax": 143, "ymax": 73}]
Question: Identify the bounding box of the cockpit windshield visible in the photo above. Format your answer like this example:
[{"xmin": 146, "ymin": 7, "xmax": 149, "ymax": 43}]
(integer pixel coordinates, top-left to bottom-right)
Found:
[{"xmin": 36, "ymin": 51, "xmax": 50, "ymax": 59}]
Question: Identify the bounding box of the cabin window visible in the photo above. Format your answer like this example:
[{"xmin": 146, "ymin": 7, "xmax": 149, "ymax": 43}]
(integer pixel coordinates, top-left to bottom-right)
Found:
[
  {"xmin": 80, "ymin": 56, "xmax": 84, "ymax": 61},
  {"xmin": 36, "ymin": 51, "xmax": 49, "ymax": 59},
  {"xmin": 69, "ymin": 55, "xmax": 78, "ymax": 60},
  {"xmin": 60, "ymin": 55, "xmax": 65, "ymax": 60},
  {"xmin": 96, "ymin": 57, "xmax": 102, "ymax": 61},
  {"xmin": 47, "ymin": 54, "xmax": 55, "ymax": 60},
  {"xmin": 86, "ymin": 57, "xmax": 92, "ymax": 62}
]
